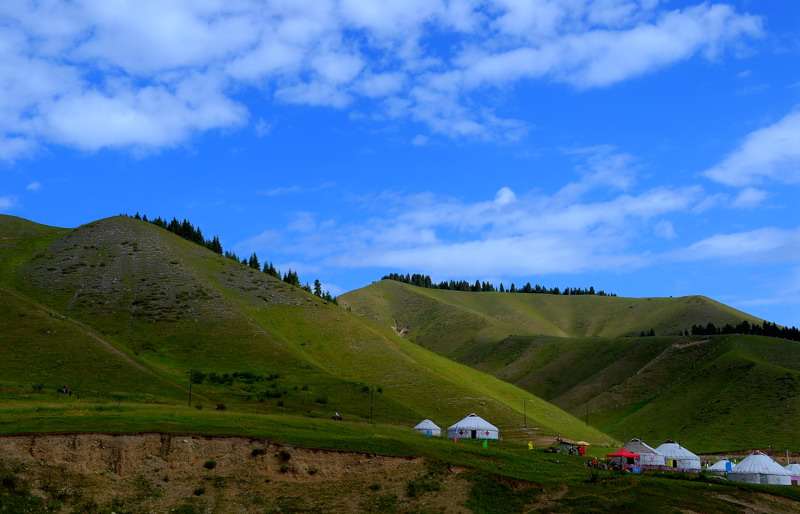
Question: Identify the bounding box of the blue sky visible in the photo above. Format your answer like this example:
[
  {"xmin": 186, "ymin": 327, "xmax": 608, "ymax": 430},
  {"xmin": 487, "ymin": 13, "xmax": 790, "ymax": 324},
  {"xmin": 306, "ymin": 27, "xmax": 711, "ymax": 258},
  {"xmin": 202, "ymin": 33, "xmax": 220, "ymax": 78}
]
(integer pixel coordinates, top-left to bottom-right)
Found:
[{"xmin": 1, "ymin": 1, "xmax": 799, "ymax": 327}]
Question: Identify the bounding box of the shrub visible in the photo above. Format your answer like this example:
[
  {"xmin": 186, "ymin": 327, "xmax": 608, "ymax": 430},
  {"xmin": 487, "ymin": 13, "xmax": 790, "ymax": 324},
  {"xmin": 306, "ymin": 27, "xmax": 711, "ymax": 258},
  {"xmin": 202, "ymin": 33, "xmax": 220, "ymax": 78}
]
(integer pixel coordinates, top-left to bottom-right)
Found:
[
  {"xmin": 193, "ymin": 487, "xmax": 205, "ymax": 496},
  {"xmin": 203, "ymin": 460, "xmax": 216, "ymax": 470},
  {"xmin": 279, "ymin": 449, "xmax": 291, "ymax": 461},
  {"xmin": 215, "ymin": 403, "xmax": 226, "ymax": 411},
  {"xmin": 251, "ymin": 448, "xmax": 266, "ymax": 457}
]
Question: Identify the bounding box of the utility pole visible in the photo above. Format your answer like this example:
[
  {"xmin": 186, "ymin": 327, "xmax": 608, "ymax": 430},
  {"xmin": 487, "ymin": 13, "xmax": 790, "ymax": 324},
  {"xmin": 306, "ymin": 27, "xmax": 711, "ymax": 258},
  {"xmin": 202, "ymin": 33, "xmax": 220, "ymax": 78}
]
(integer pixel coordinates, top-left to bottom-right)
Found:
[
  {"xmin": 188, "ymin": 370, "xmax": 193, "ymax": 407},
  {"xmin": 523, "ymin": 400, "xmax": 527, "ymax": 428}
]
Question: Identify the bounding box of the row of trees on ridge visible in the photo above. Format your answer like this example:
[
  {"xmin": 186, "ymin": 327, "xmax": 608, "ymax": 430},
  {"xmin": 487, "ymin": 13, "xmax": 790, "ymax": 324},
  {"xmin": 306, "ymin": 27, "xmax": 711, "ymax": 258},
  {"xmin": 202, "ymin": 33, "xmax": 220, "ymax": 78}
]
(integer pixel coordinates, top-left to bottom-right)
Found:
[
  {"xmin": 381, "ymin": 272, "xmax": 615, "ymax": 296},
  {"xmin": 690, "ymin": 320, "xmax": 799, "ymax": 342}
]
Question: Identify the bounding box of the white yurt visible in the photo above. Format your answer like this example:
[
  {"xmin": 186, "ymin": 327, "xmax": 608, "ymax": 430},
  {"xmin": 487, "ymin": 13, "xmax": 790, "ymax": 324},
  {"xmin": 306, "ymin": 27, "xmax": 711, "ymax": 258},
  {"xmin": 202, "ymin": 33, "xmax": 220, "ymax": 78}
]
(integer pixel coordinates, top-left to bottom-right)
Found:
[
  {"xmin": 654, "ymin": 440, "xmax": 701, "ymax": 470},
  {"xmin": 623, "ymin": 438, "xmax": 666, "ymax": 466},
  {"xmin": 707, "ymin": 458, "xmax": 734, "ymax": 474},
  {"xmin": 728, "ymin": 451, "xmax": 791, "ymax": 486},
  {"xmin": 413, "ymin": 419, "xmax": 441, "ymax": 437},
  {"xmin": 784, "ymin": 463, "xmax": 800, "ymax": 485},
  {"xmin": 447, "ymin": 413, "xmax": 499, "ymax": 440}
]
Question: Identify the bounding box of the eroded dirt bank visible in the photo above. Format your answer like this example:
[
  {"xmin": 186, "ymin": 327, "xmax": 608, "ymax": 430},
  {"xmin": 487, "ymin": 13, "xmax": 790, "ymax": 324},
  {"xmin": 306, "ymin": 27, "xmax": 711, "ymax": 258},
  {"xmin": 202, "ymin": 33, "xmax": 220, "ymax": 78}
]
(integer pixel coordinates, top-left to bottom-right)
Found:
[{"xmin": 0, "ymin": 432, "xmax": 472, "ymax": 512}]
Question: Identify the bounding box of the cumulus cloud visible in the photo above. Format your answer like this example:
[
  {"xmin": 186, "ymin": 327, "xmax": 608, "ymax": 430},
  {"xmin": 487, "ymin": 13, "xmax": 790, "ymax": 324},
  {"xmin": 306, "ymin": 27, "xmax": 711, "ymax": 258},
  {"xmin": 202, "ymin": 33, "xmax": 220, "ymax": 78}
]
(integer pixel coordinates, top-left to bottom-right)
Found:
[
  {"xmin": 704, "ymin": 109, "xmax": 800, "ymax": 186},
  {"xmin": 0, "ymin": 1, "xmax": 763, "ymax": 159},
  {"xmin": 26, "ymin": 182, "xmax": 41, "ymax": 192},
  {"xmin": 242, "ymin": 177, "xmax": 703, "ymax": 279}
]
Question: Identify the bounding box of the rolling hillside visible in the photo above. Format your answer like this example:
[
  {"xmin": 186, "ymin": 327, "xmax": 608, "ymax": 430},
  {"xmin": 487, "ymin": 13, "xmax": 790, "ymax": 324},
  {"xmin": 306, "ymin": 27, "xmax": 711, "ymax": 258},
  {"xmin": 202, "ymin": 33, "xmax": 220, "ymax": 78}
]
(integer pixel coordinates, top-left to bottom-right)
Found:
[
  {"xmin": 341, "ymin": 280, "xmax": 800, "ymax": 450},
  {"xmin": 0, "ymin": 214, "xmax": 607, "ymax": 443}
]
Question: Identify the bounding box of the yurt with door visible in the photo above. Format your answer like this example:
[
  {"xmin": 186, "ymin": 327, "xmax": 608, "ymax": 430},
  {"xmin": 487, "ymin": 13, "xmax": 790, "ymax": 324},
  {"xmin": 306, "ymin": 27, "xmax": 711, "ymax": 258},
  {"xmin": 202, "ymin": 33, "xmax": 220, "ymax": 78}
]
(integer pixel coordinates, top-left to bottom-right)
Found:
[
  {"xmin": 413, "ymin": 419, "xmax": 441, "ymax": 437},
  {"xmin": 707, "ymin": 458, "xmax": 734, "ymax": 475},
  {"xmin": 728, "ymin": 451, "xmax": 791, "ymax": 485},
  {"xmin": 654, "ymin": 440, "xmax": 701, "ymax": 470},
  {"xmin": 623, "ymin": 438, "xmax": 666, "ymax": 466},
  {"xmin": 784, "ymin": 463, "xmax": 800, "ymax": 485},
  {"xmin": 447, "ymin": 413, "xmax": 499, "ymax": 440}
]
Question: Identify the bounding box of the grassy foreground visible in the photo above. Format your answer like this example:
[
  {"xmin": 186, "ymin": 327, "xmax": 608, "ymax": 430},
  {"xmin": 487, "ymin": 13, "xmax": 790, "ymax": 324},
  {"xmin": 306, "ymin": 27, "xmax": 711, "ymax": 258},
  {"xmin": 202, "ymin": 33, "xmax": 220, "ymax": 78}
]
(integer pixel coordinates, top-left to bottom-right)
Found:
[{"xmin": 3, "ymin": 400, "xmax": 800, "ymax": 513}]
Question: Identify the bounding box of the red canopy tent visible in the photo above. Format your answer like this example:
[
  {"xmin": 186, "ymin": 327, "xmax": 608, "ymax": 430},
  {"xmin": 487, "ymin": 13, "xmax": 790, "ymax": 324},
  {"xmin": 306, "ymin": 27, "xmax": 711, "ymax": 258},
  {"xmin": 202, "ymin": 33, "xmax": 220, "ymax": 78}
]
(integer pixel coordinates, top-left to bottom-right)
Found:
[{"xmin": 606, "ymin": 448, "xmax": 641, "ymax": 458}]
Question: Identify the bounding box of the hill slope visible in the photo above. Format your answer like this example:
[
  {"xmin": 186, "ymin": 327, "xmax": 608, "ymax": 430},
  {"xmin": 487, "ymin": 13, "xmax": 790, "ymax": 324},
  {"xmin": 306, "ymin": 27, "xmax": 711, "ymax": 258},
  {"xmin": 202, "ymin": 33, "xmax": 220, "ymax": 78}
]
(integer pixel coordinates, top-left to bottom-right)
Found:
[
  {"xmin": 341, "ymin": 280, "xmax": 800, "ymax": 450},
  {"xmin": 0, "ymin": 215, "xmax": 606, "ymax": 443},
  {"xmin": 339, "ymin": 279, "xmax": 761, "ymax": 347}
]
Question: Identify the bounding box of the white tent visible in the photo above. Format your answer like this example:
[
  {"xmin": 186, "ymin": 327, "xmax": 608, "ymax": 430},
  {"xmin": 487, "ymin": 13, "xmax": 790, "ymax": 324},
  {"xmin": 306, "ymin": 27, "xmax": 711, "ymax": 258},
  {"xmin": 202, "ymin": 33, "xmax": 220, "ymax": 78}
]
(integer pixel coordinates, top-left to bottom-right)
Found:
[
  {"xmin": 653, "ymin": 440, "xmax": 701, "ymax": 470},
  {"xmin": 447, "ymin": 413, "xmax": 499, "ymax": 440},
  {"xmin": 413, "ymin": 419, "xmax": 441, "ymax": 437},
  {"xmin": 707, "ymin": 458, "xmax": 734, "ymax": 474},
  {"xmin": 623, "ymin": 438, "xmax": 665, "ymax": 466},
  {"xmin": 784, "ymin": 463, "xmax": 800, "ymax": 485},
  {"xmin": 728, "ymin": 451, "xmax": 791, "ymax": 486}
]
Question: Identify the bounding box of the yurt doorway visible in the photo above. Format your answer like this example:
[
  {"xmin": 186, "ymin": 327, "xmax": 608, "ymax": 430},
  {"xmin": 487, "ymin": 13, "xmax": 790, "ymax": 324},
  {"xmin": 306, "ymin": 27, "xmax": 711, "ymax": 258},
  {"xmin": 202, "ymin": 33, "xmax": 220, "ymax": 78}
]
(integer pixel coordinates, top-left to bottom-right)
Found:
[{"xmin": 471, "ymin": 430, "xmax": 477, "ymax": 438}]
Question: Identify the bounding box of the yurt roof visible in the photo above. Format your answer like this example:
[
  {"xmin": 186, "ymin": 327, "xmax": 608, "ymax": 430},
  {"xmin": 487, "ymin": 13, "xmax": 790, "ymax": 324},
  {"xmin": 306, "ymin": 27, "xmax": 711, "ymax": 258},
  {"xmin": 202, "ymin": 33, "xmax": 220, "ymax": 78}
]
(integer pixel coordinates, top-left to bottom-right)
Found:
[
  {"xmin": 448, "ymin": 413, "xmax": 498, "ymax": 432},
  {"xmin": 707, "ymin": 458, "xmax": 734, "ymax": 472},
  {"xmin": 654, "ymin": 441, "xmax": 700, "ymax": 461},
  {"xmin": 731, "ymin": 451, "xmax": 791, "ymax": 476},
  {"xmin": 785, "ymin": 463, "xmax": 800, "ymax": 475},
  {"xmin": 414, "ymin": 419, "xmax": 440, "ymax": 430},
  {"xmin": 623, "ymin": 438, "xmax": 659, "ymax": 454}
]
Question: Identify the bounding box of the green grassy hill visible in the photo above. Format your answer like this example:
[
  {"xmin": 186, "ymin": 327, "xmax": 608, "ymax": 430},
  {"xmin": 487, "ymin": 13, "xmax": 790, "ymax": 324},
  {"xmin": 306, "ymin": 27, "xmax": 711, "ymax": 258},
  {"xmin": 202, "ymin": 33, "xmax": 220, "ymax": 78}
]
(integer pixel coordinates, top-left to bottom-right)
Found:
[
  {"xmin": 339, "ymin": 279, "xmax": 761, "ymax": 345},
  {"xmin": 0, "ymin": 214, "xmax": 606, "ymax": 443},
  {"xmin": 341, "ymin": 280, "xmax": 800, "ymax": 450}
]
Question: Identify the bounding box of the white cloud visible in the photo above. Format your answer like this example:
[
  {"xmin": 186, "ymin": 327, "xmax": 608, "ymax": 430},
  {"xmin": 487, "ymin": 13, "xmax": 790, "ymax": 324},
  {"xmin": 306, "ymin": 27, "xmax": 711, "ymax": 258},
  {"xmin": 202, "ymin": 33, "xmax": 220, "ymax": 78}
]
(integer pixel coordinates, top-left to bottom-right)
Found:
[
  {"xmin": 0, "ymin": 1, "xmax": 765, "ymax": 158},
  {"xmin": 494, "ymin": 187, "xmax": 516, "ymax": 205},
  {"xmin": 704, "ymin": 109, "xmax": 800, "ymax": 186},
  {"xmin": 731, "ymin": 187, "xmax": 767, "ymax": 208},
  {"xmin": 26, "ymin": 182, "xmax": 41, "ymax": 192},
  {"xmin": 673, "ymin": 227, "xmax": 800, "ymax": 262},
  {"xmin": 244, "ymin": 178, "xmax": 702, "ymax": 279},
  {"xmin": 654, "ymin": 220, "xmax": 677, "ymax": 239},
  {"xmin": 410, "ymin": 134, "xmax": 430, "ymax": 146},
  {"xmin": 0, "ymin": 195, "xmax": 18, "ymax": 210}
]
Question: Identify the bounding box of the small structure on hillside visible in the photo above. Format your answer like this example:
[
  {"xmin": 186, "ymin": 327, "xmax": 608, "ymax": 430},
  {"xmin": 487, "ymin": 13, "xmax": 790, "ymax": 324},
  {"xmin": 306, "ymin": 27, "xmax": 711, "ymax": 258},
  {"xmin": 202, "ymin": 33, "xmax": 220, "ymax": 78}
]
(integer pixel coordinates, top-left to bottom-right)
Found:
[
  {"xmin": 623, "ymin": 438, "xmax": 666, "ymax": 467},
  {"xmin": 707, "ymin": 458, "xmax": 734, "ymax": 475},
  {"xmin": 784, "ymin": 463, "xmax": 800, "ymax": 485},
  {"xmin": 447, "ymin": 413, "xmax": 499, "ymax": 440},
  {"xmin": 654, "ymin": 440, "xmax": 701, "ymax": 470},
  {"xmin": 413, "ymin": 419, "xmax": 441, "ymax": 437},
  {"xmin": 728, "ymin": 451, "xmax": 791, "ymax": 486}
]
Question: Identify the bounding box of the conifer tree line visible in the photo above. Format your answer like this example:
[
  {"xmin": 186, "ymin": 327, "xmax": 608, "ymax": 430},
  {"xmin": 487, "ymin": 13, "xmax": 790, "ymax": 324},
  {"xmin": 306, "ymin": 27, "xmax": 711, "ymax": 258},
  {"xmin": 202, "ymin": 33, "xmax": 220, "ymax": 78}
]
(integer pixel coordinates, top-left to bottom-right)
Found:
[
  {"xmin": 127, "ymin": 213, "xmax": 336, "ymax": 303},
  {"xmin": 689, "ymin": 320, "xmax": 799, "ymax": 342},
  {"xmin": 381, "ymin": 272, "xmax": 615, "ymax": 297}
]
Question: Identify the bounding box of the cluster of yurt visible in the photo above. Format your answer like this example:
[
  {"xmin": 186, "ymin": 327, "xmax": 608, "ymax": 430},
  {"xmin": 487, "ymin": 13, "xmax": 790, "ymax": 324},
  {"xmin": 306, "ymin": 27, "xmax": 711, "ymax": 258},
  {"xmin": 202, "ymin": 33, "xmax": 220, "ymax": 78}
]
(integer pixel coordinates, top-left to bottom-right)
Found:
[
  {"xmin": 607, "ymin": 439, "xmax": 701, "ymax": 472},
  {"xmin": 412, "ymin": 413, "xmax": 499, "ymax": 440},
  {"xmin": 706, "ymin": 451, "xmax": 798, "ymax": 486}
]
